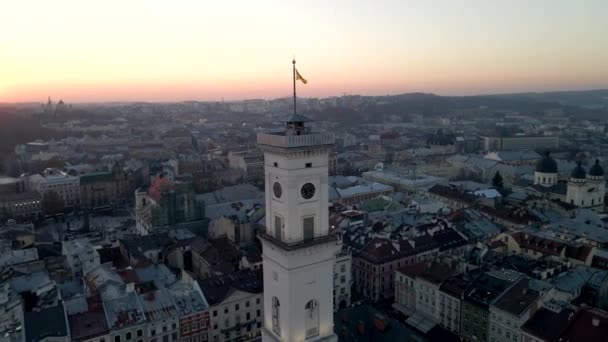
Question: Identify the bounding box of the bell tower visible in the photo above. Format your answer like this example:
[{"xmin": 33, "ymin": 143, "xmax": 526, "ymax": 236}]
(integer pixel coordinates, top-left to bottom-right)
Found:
[{"xmin": 257, "ymin": 114, "xmax": 339, "ymax": 342}]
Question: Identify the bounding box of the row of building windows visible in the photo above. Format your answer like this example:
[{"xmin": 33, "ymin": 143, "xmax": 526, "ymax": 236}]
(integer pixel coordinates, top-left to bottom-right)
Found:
[
  {"xmin": 213, "ymin": 310, "xmax": 262, "ymax": 330},
  {"xmin": 212, "ymin": 298, "xmax": 261, "ymax": 317}
]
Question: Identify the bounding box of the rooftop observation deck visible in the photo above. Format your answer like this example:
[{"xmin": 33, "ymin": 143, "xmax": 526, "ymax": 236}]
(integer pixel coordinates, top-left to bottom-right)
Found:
[{"xmin": 257, "ymin": 132, "xmax": 334, "ymax": 149}]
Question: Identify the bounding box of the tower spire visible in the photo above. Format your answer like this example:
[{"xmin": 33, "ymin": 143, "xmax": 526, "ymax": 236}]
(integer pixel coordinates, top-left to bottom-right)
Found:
[{"xmin": 292, "ymin": 57, "xmax": 297, "ymax": 115}]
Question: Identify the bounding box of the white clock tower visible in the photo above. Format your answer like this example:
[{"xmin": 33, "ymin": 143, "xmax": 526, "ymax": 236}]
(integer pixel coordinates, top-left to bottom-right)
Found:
[{"xmin": 257, "ymin": 114, "xmax": 339, "ymax": 342}]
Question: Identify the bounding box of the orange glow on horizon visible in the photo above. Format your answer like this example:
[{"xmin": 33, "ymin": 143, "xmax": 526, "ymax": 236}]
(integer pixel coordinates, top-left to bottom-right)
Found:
[{"xmin": 2, "ymin": 0, "xmax": 607, "ymax": 102}]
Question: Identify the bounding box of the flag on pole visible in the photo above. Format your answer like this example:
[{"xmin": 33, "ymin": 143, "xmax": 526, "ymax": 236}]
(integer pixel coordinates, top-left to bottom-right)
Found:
[{"xmin": 295, "ymin": 68, "xmax": 308, "ymax": 84}]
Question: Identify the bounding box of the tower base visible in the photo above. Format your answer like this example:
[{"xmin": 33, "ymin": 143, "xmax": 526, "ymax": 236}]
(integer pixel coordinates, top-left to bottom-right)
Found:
[{"xmin": 261, "ymin": 326, "xmax": 338, "ymax": 342}]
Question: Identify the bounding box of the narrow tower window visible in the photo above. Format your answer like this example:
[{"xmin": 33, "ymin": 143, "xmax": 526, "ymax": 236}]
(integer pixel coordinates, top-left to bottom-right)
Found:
[
  {"xmin": 303, "ymin": 216, "xmax": 314, "ymax": 241},
  {"xmin": 274, "ymin": 215, "xmax": 283, "ymax": 240},
  {"xmin": 305, "ymin": 300, "xmax": 319, "ymax": 338},
  {"xmin": 272, "ymin": 297, "xmax": 281, "ymax": 336}
]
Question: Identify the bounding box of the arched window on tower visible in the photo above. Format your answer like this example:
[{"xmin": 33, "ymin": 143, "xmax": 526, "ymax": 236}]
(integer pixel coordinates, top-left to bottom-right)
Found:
[
  {"xmin": 305, "ymin": 299, "xmax": 319, "ymax": 339},
  {"xmin": 272, "ymin": 297, "xmax": 281, "ymax": 336}
]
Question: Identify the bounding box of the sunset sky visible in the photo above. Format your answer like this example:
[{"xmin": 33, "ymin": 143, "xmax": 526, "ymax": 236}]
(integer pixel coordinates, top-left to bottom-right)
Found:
[{"xmin": 2, "ymin": 0, "xmax": 608, "ymax": 102}]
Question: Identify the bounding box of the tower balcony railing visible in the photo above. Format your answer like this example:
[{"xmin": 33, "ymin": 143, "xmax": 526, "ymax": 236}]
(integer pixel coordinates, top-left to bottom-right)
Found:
[
  {"xmin": 258, "ymin": 231, "xmax": 339, "ymax": 251},
  {"xmin": 257, "ymin": 132, "xmax": 334, "ymax": 149}
]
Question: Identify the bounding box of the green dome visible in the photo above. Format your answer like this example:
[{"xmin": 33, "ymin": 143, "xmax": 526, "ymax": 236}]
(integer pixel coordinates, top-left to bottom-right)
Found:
[
  {"xmin": 571, "ymin": 161, "xmax": 586, "ymax": 179},
  {"xmin": 535, "ymin": 150, "xmax": 558, "ymax": 173},
  {"xmin": 589, "ymin": 159, "xmax": 604, "ymax": 177}
]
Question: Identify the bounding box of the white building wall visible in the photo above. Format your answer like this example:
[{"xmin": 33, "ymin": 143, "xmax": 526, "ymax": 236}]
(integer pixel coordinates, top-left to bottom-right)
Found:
[
  {"xmin": 334, "ymin": 249, "xmax": 352, "ymax": 311},
  {"xmin": 208, "ymin": 291, "xmax": 263, "ymax": 342},
  {"xmin": 438, "ymin": 292, "xmax": 461, "ymax": 335},
  {"xmin": 415, "ymin": 278, "xmax": 441, "ymax": 324},
  {"xmin": 146, "ymin": 317, "xmax": 179, "ymax": 342},
  {"xmin": 38, "ymin": 169, "xmax": 80, "ymax": 207},
  {"xmin": 533, "ymin": 171, "xmax": 557, "ymax": 187}
]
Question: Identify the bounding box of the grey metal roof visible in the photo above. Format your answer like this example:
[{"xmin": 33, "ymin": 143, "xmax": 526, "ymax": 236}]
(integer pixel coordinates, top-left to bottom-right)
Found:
[
  {"xmin": 205, "ymin": 199, "xmax": 262, "ymax": 221},
  {"xmin": 169, "ymin": 283, "xmax": 209, "ymax": 316},
  {"xmin": 10, "ymin": 271, "xmax": 52, "ymax": 293},
  {"xmin": 196, "ymin": 184, "xmax": 263, "ymax": 206},
  {"xmin": 135, "ymin": 264, "xmax": 176, "ymax": 289},
  {"xmin": 24, "ymin": 302, "xmax": 69, "ymax": 342},
  {"xmin": 103, "ymin": 292, "xmax": 145, "ymax": 329}
]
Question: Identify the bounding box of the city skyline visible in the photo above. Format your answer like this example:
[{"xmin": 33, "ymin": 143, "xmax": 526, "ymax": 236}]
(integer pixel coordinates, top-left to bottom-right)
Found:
[{"xmin": 2, "ymin": 0, "xmax": 608, "ymax": 102}]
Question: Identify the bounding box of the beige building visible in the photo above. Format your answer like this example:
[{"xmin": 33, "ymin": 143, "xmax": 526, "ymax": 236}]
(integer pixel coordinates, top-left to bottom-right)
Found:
[
  {"xmin": 488, "ymin": 278, "xmax": 543, "ymax": 342},
  {"xmin": 481, "ymin": 135, "xmax": 559, "ymax": 152},
  {"xmin": 334, "ymin": 247, "xmax": 353, "ymax": 311},
  {"xmin": 79, "ymin": 167, "xmax": 129, "ymax": 210},
  {"xmin": 198, "ymin": 270, "xmax": 263, "ymax": 342}
]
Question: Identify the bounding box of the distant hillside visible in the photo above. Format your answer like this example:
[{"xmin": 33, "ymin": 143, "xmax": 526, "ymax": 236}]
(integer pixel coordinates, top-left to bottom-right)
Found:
[
  {"xmin": 304, "ymin": 90, "xmax": 608, "ymax": 123},
  {"xmin": 492, "ymin": 89, "xmax": 608, "ymax": 109}
]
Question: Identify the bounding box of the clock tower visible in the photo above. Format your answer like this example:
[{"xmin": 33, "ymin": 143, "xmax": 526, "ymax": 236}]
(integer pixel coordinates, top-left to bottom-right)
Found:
[{"xmin": 257, "ymin": 114, "xmax": 339, "ymax": 342}]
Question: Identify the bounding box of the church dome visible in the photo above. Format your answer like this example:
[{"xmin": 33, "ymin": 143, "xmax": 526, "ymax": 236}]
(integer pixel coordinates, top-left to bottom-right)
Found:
[
  {"xmin": 570, "ymin": 161, "xmax": 587, "ymax": 179},
  {"xmin": 589, "ymin": 159, "xmax": 604, "ymax": 176},
  {"xmin": 535, "ymin": 150, "xmax": 558, "ymax": 173}
]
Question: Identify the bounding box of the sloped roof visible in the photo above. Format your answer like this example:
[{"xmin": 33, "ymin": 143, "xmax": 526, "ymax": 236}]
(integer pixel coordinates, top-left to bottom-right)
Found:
[
  {"xmin": 197, "ymin": 269, "xmax": 262, "ymax": 306},
  {"xmin": 492, "ymin": 278, "xmax": 540, "ymax": 316},
  {"xmin": 521, "ymin": 307, "xmax": 575, "ymax": 341},
  {"xmin": 559, "ymin": 308, "xmax": 608, "ymax": 342},
  {"xmin": 80, "ymin": 172, "xmax": 114, "ymax": 184},
  {"xmin": 139, "ymin": 288, "xmax": 178, "ymax": 322},
  {"xmin": 24, "ymin": 302, "xmax": 69, "ymax": 342}
]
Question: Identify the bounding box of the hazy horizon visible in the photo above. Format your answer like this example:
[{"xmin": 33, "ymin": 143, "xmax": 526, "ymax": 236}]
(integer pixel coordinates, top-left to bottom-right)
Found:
[
  {"xmin": 3, "ymin": 0, "xmax": 608, "ymax": 102},
  {"xmin": 3, "ymin": 86, "xmax": 608, "ymax": 105}
]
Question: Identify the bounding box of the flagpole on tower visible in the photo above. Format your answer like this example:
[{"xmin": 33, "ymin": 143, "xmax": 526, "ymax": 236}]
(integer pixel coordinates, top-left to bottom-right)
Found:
[{"xmin": 292, "ymin": 57, "xmax": 297, "ymax": 114}]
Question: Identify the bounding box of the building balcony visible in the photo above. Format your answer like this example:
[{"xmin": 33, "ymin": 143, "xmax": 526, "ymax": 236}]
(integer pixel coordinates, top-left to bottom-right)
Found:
[{"xmin": 257, "ymin": 132, "xmax": 334, "ymax": 150}]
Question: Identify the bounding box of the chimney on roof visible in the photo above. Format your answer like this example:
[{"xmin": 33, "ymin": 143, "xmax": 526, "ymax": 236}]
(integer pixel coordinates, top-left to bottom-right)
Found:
[
  {"xmin": 592, "ymin": 317, "xmax": 600, "ymax": 327},
  {"xmin": 356, "ymin": 321, "xmax": 365, "ymax": 335},
  {"xmin": 374, "ymin": 314, "xmax": 388, "ymax": 332}
]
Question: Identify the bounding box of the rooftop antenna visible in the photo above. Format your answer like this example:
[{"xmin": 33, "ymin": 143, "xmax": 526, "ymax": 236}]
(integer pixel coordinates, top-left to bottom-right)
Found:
[{"xmin": 292, "ymin": 56, "xmax": 297, "ymax": 115}]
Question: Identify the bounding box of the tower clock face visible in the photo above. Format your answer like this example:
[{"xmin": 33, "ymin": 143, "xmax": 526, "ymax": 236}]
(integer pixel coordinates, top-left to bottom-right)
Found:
[
  {"xmin": 273, "ymin": 182, "xmax": 282, "ymax": 198},
  {"xmin": 301, "ymin": 183, "xmax": 316, "ymax": 199}
]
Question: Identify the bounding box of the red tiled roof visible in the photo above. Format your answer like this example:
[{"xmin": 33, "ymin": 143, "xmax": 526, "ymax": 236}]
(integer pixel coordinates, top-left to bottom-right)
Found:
[
  {"xmin": 510, "ymin": 232, "xmax": 565, "ymax": 257},
  {"xmin": 489, "ymin": 240, "xmax": 506, "ymax": 249},
  {"xmin": 479, "ymin": 205, "xmax": 539, "ymax": 225},
  {"xmin": 448, "ymin": 210, "xmax": 465, "ymax": 221},
  {"xmin": 117, "ymin": 269, "xmax": 140, "ymax": 284},
  {"xmin": 396, "ymin": 262, "xmax": 427, "ymax": 279},
  {"xmin": 559, "ymin": 308, "xmax": 608, "ymax": 342},
  {"xmin": 428, "ymin": 184, "xmax": 477, "ymax": 204},
  {"xmin": 360, "ymin": 238, "xmax": 401, "ymax": 263},
  {"xmin": 565, "ymin": 244, "xmax": 594, "ymax": 262},
  {"xmin": 148, "ymin": 175, "xmax": 173, "ymax": 202}
]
